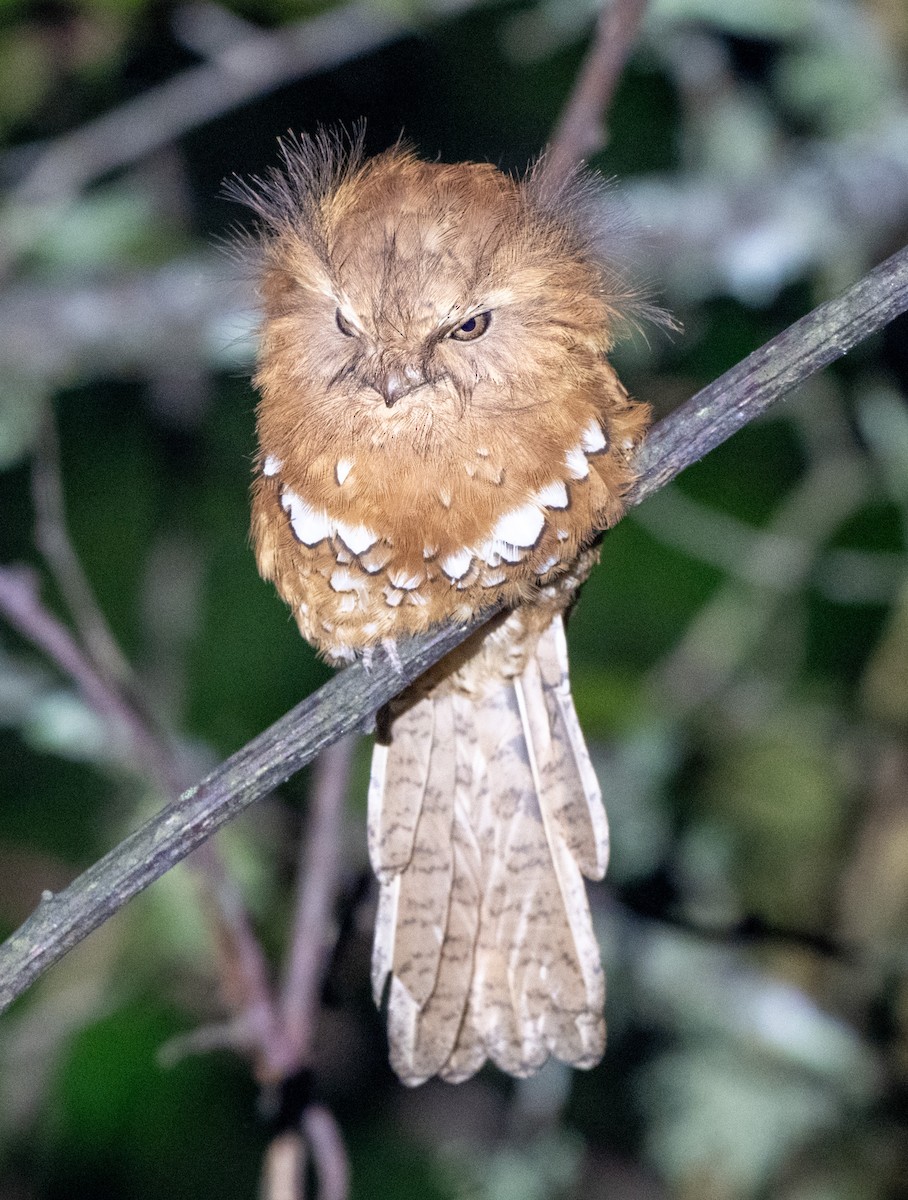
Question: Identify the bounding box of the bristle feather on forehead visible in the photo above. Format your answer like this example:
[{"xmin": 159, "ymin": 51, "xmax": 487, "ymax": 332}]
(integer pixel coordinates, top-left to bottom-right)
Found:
[
  {"xmin": 226, "ymin": 126, "xmax": 672, "ymax": 341},
  {"xmin": 223, "ymin": 125, "xmax": 370, "ymax": 232},
  {"xmin": 226, "ymin": 129, "xmax": 597, "ymax": 266}
]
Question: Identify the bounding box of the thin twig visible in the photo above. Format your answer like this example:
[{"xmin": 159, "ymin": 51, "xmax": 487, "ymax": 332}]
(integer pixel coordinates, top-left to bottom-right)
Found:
[
  {"xmin": 0, "ymin": 241, "xmax": 907, "ymax": 1014},
  {"xmin": 626, "ymin": 244, "xmax": 908, "ymax": 505},
  {"xmin": 13, "ymin": 372, "xmax": 355, "ymax": 1127},
  {"xmin": 0, "ymin": 566, "xmax": 160, "ymax": 775},
  {"xmin": 31, "ymin": 412, "xmax": 135, "ymax": 691},
  {"xmin": 280, "ymin": 735, "xmax": 356, "ymax": 1070},
  {"xmin": 543, "ymin": 0, "xmax": 649, "ymax": 182},
  {"xmin": 192, "ymin": 840, "xmax": 286, "ymax": 1077},
  {"xmin": 10, "ymin": 4, "xmax": 404, "ymax": 205},
  {"xmin": 304, "ymin": 1105, "xmax": 350, "ymax": 1200}
]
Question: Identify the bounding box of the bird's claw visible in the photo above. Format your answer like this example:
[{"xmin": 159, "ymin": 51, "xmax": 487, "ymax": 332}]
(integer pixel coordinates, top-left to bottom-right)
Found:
[{"xmin": 381, "ymin": 638, "xmax": 405, "ymax": 677}]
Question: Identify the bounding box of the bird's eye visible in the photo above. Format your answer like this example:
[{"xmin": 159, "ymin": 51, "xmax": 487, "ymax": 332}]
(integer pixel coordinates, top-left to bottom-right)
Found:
[
  {"xmin": 450, "ymin": 311, "xmax": 491, "ymax": 342},
  {"xmin": 335, "ymin": 308, "xmax": 357, "ymax": 337}
]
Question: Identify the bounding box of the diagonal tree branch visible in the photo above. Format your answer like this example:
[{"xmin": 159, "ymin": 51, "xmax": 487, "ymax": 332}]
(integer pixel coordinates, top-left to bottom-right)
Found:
[
  {"xmin": 627, "ymin": 244, "xmax": 908, "ymax": 503},
  {"xmin": 1, "ymin": 241, "xmax": 907, "ymax": 1013}
]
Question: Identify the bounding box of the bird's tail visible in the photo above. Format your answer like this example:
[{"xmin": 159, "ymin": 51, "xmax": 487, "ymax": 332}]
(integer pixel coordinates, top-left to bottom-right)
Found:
[{"xmin": 368, "ymin": 613, "xmax": 608, "ymax": 1086}]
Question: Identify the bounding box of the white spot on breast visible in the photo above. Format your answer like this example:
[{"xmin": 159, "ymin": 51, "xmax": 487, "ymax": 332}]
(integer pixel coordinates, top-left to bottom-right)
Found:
[
  {"xmin": 360, "ymin": 544, "xmax": 393, "ymax": 574},
  {"xmin": 438, "ymin": 488, "xmax": 452, "ymax": 508},
  {"xmin": 329, "ymin": 567, "xmax": 359, "ymax": 593},
  {"xmin": 263, "ymin": 454, "xmax": 282, "ymax": 477},
  {"xmin": 481, "ymin": 569, "xmax": 507, "ymax": 587},
  {"xmin": 566, "ymin": 447, "xmax": 590, "ymax": 480},
  {"xmin": 440, "ymin": 548, "xmax": 473, "ymax": 580},
  {"xmin": 384, "ymin": 587, "xmax": 405, "ymax": 607},
  {"xmin": 472, "ymin": 539, "xmax": 502, "ymax": 566},
  {"xmin": 482, "ymin": 539, "xmax": 523, "ymax": 565},
  {"xmin": 281, "ymin": 489, "xmax": 332, "ymax": 546},
  {"xmin": 423, "ymin": 545, "xmax": 437, "ymax": 560},
  {"xmin": 335, "ymin": 459, "xmax": 353, "ymax": 485},
  {"xmin": 580, "ymin": 419, "xmax": 607, "ymax": 454},
  {"xmin": 557, "ymin": 528, "xmax": 570, "ymax": 541},
  {"xmin": 490, "ymin": 503, "xmax": 545, "ymax": 548},
  {"xmin": 535, "ymin": 480, "xmax": 569, "ymax": 509},
  {"xmin": 388, "ymin": 568, "xmax": 423, "ymax": 590},
  {"xmin": 535, "ymin": 554, "xmax": 560, "ymax": 575},
  {"xmin": 464, "ymin": 462, "xmax": 476, "ymax": 477},
  {"xmin": 406, "ymin": 590, "xmax": 428, "ymax": 606},
  {"xmin": 335, "ymin": 519, "xmax": 378, "ymax": 555},
  {"xmin": 476, "ymin": 447, "xmax": 489, "ymax": 457}
]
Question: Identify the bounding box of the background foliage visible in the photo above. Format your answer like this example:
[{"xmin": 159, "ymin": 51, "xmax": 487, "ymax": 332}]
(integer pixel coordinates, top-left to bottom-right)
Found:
[{"xmin": 1, "ymin": 0, "xmax": 907, "ymax": 1197}]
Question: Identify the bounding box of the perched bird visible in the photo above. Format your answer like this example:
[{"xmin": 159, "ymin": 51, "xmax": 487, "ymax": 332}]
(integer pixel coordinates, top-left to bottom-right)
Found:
[{"xmin": 231, "ymin": 131, "xmax": 650, "ymax": 1086}]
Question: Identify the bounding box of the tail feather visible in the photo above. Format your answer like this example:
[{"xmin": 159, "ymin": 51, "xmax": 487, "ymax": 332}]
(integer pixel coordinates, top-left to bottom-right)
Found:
[
  {"xmin": 370, "ymin": 613, "xmax": 608, "ymax": 1085},
  {"xmin": 474, "ymin": 682, "xmax": 558, "ymax": 1077},
  {"xmin": 511, "ymin": 675, "xmax": 605, "ymax": 1065},
  {"xmin": 534, "ymin": 618, "xmax": 610, "ymax": 880},
  {"xmin": 388, "ymin": 790, "xmax": 481, "ymax": 1084},
  {"xmin": 367, "ymin": 694, "xmax": 435, "ymax": 879}
]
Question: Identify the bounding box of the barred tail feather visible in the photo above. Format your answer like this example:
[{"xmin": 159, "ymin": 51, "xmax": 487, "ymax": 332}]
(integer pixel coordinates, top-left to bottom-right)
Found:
[{"xmin": 369, "ymin": 614, "xmax": 608, "ymax": 1086}]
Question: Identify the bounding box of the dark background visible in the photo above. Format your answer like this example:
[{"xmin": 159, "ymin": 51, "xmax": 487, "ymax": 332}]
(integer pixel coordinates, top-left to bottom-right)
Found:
[{"xmin": 1, "ymin": 1, "xmax": 907, "ymax": 1197}]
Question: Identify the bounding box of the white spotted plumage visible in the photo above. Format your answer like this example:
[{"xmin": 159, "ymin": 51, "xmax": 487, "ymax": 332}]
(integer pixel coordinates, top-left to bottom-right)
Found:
[
  {"xmin": 440, "ymin": 549, "xmax": 473, "ymax": 581},
  {"xmin": 580, "ymin": 419, "xmax": 607, "ymax": 454},
  {"xmin": 281, "ymin": 489, "xmax": 332, "ymax": 546},
  {"xmin": 565, "ymin": 447, "xmax": 590, "ymax": 480},
  {"xmin": 535, "ymin": 480, "xmax": 570, "ymax": 509}
]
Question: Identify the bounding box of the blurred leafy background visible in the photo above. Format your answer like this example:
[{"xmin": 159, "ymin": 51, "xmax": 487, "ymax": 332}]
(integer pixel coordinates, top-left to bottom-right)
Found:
[{"xmin": 1, "ymin": 0, "xmax": 907, "ymax": 1197}]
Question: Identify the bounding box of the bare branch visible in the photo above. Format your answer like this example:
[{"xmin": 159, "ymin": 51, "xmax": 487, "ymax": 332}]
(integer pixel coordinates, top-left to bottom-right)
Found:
[
  {"xmin": 192, "ymin": 840, "xmax": 286, "ymax": 1077},
  {"xmin": 627, "ymin": 244, "xmax": 908, "ymax": 505},
  {"xmin": 304, "ymin": 1105, "xmax": 350, "ymax": 1200},
  {"xmin": 543, "ymin": 0, "xmax": 649, "ymax": 182},
  {"xmin": 9, "ymin": 4, "xmax": 404, "ymax": 207},
  {"xmin": 0, "ymin": 241, "xmax": 906, "ymax": 1014},
  {"xmin": 31, "ymin": 411, "xmax": 137, "ymax": 693}
]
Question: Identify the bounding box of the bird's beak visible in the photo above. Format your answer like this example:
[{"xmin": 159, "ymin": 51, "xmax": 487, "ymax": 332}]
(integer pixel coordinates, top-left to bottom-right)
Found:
[{"xmin": 378, "ymin": 364, "xmax": 428, "ymax": 407}]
